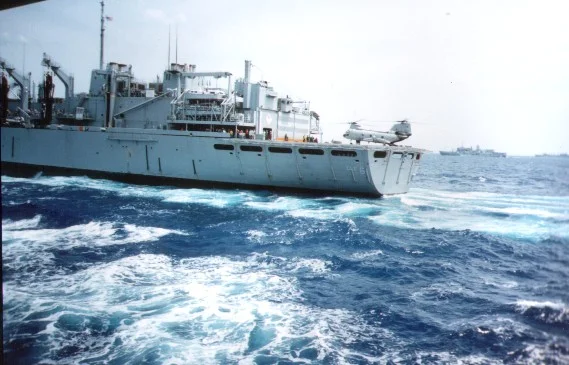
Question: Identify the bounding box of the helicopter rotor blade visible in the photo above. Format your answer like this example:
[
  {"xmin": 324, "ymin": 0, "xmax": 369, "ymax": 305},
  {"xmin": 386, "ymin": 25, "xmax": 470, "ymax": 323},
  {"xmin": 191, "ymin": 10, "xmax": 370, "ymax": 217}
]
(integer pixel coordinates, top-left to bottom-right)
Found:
[
  {"xmin": 364, "ymin": 119, "xmax": 435, "ymax": 126},
  {"xmin": 334, "ymin": 119, "xmax": 365, "ymax": 125}
]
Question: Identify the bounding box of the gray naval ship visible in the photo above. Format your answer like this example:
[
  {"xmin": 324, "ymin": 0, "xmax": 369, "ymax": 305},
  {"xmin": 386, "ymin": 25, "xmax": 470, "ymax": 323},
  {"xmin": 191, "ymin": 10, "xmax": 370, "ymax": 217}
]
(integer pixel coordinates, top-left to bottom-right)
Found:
[
  {"xmin": 0, "ymin": 55, "xmax": 423, "ymax": 197},
  {"xmin": 440, "ymin": 146, "xmax": 506, "ymax": 157},
  {"xmin": 1, "ymin": 6, "xmax": 423, "ymax": 197}
]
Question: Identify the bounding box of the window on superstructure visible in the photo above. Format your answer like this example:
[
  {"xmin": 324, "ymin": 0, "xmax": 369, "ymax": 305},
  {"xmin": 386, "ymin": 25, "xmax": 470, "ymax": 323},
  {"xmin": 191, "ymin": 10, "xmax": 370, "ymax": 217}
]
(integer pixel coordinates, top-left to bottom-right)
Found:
[
  {"xmin": 331, "ymin": 150, "xmax": 357, "ymax": 157},
  {"xmin": 240, "ymin": 145, "xmax": 263, "ymax": 152},
  {"xmin": 374, "ymin": 151, "xmax": 387, "ymax": 158},
  {"xmin": 214, "ymin": 144, "xmax": 234, "ymax": 151},
  {"xmin": 268, "ymin": 147, "xmax": 293, "ymax": 153},
  {"xmin": 391, "ymin": 152, "xmax": 403, "ymax": 159},
  {"xmin": 298, "ymin": 148, "xmax": 324, "ymax": 155}
]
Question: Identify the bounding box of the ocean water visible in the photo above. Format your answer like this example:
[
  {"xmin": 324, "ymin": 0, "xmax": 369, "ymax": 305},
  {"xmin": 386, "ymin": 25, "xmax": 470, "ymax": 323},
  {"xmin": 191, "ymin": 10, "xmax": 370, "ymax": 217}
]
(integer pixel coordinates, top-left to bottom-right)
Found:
[{"xmin": 2, "ymin": 154, "xmax": 569, "ymax": 364}]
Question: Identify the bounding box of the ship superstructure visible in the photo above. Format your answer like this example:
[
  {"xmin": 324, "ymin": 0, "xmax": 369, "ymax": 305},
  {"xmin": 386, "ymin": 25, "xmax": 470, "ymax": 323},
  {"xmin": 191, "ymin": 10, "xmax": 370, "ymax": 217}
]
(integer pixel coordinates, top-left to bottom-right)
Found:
[{"xmin": 17, "ymin": 57, "xmax": 320, "ymax": 143}]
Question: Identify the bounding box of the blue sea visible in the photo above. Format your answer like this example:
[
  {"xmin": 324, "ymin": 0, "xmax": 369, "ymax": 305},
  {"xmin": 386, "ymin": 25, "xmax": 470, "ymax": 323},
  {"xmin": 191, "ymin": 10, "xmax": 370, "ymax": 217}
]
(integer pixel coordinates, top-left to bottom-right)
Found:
[{"xmin": 2, "ymin": 155, "xmax": 569, "ymax": 364}]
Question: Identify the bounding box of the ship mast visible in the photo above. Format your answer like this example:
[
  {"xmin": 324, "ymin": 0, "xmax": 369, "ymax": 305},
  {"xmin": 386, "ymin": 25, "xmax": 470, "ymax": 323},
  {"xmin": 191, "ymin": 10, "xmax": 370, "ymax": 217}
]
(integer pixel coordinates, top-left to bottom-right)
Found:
[{"xmin": 99, "ymin": 0, "xmax": 105, "ymax": 70}]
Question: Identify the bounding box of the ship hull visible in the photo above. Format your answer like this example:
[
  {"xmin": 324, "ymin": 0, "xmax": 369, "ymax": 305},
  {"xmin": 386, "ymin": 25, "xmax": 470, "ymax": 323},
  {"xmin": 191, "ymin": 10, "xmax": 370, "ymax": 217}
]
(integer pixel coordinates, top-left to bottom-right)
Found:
[
  {"xmin": 0, "ymin": 161, "xmax": 378, "ymax": 198},
  {"xmin": 1, "ymin": 127, "xmax": 422, "ymax": 197}
]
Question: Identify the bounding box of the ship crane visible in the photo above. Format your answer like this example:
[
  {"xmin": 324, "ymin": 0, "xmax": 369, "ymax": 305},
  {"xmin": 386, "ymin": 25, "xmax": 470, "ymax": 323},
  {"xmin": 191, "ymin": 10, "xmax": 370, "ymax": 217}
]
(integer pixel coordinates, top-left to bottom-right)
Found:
[
  {"xmin": 41, "ymin": 53, "xmax": 74, "ymax": 98},
  {"xmin": 0, "ymin": 56, "xmax": 31, "ymax": 116}
]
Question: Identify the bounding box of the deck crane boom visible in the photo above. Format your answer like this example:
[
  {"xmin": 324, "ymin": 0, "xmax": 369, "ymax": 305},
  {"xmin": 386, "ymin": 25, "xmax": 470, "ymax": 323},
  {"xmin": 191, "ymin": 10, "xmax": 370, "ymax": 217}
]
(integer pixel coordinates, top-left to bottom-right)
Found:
[
  {"xmin": 41, "ymin": 53, "xmax": 74, "ymax": 98},
  {"xmin": 0, "ymin": 56, "xmax": 31, "ymax": 115}
]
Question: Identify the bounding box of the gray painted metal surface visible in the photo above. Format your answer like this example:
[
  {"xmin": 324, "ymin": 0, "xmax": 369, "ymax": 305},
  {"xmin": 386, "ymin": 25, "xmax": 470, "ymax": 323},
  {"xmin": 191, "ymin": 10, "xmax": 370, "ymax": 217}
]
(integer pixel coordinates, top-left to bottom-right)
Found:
[{"xmin": 1, "ymin": 127, "xmax": 422, "ymax": 196}]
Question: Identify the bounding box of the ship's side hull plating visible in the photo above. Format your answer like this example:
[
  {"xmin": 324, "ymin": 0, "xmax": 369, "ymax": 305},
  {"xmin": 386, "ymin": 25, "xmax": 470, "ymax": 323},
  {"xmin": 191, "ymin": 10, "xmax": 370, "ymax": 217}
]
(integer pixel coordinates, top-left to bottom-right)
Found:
[{"xmin": 1, "ymin": 127, "xmax": 421, "ymax": 196}]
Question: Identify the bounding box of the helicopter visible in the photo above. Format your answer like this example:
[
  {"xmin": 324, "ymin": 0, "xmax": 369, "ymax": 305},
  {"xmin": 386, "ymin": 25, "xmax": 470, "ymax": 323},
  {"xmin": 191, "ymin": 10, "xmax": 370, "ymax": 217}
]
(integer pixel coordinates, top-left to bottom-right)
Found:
[{"xmin": 342, "ymin": 119, "xmax": 412, "ymax": 145}]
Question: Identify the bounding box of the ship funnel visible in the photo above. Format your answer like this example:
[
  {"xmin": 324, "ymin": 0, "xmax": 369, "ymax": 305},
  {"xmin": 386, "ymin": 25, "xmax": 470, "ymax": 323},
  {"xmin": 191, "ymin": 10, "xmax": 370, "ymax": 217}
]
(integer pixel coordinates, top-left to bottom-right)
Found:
[{"xmin": 244, "ymin": 60, "xmax": 252, "ymax": 83}]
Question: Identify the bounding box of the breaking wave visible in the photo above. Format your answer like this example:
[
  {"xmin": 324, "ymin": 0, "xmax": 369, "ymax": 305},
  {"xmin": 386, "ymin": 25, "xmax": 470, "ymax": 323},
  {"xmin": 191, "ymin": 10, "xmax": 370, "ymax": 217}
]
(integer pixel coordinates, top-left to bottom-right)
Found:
[{"xmin": 3, "ymin": 175, "xmax": 568, "ymax": 242}]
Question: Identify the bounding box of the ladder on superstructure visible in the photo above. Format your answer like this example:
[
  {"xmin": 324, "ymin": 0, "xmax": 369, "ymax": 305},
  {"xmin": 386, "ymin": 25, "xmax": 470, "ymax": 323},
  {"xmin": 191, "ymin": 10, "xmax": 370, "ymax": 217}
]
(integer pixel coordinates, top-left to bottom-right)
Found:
[{"xmin": 221, "ymin": 96, "xmax": 235, "ymax": 121}]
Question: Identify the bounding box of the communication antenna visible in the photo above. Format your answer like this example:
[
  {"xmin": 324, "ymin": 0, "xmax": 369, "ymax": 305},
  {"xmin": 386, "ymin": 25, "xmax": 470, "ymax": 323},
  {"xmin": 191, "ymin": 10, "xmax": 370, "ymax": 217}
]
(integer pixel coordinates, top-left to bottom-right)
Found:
[
  {"xmin": 175, "ymin": 24, "xmax": 178, "ymax": 64},
  {"xmin": 167, "ymin": 25, "xmax": 171, "ymax": 69},
  {"xmin": 251, "ymin": 63, "xmax": 264, "ymax": 81},
  {"xmin": 99, "ymin": 0, "xmax": 105, "ymax": 69},
  {"xmin": 22, "ymin": 43, "xmax": 26, "ymax": 75}
]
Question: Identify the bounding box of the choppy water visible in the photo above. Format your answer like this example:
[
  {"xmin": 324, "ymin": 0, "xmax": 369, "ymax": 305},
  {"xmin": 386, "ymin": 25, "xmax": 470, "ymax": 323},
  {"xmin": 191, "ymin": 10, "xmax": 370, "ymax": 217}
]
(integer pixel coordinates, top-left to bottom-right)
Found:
[{"xmin": 2, "ymin": 155, "xmax": 569, "ymax": 364}]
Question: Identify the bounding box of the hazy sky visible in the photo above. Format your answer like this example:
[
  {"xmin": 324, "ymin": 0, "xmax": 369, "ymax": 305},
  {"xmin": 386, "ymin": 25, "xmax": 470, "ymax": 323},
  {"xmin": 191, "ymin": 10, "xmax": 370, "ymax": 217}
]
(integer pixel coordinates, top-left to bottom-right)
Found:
[{"xmin": 1, "ymin": 0, "xmax": 568, "ymax": 155}]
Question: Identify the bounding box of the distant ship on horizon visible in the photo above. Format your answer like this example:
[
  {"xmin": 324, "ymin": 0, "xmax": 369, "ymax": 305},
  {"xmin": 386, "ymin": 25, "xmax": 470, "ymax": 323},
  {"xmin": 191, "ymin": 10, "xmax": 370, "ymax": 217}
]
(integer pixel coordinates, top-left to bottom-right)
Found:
[
  {"xmin": 535, "ymin": 153, "xmax": 569, "ymax": 158},
  {"xmin": 440, "ymin": 146, "xmax": 506, "ymax": 157}
]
